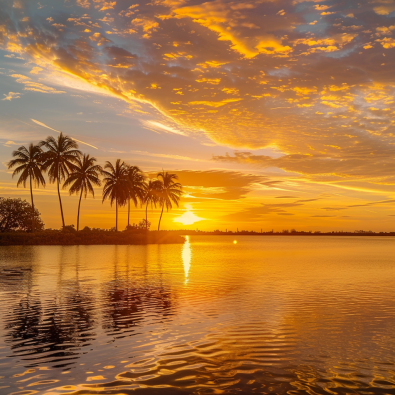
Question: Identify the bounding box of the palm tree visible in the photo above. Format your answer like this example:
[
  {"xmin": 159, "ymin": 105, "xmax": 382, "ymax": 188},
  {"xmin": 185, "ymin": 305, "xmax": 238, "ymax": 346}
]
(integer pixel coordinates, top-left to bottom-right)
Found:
[
  {"xmin": 63, "ymin": 154, "xmax": 102, "ymax": 231},
  {"xmin": 7, "ymin": 143, "xmax": 46, "ymax": 232},
  {"xmin": 143, "ymin": 179, "xmax": 162, "ymax": 231},
  {"xmin": 40, "ymin": 133, "xmax": 81, "ymax": 229},
  {"xmin": 101, "ymin": 159, "xmax": 129, "ymax": 231},
  {"xmin": 157, "ymin": 171, "xmax": 182, "ymax": 231},
  {"xmin": 126, "ymin": 165, "xmax": 145, "ymax": 228}
]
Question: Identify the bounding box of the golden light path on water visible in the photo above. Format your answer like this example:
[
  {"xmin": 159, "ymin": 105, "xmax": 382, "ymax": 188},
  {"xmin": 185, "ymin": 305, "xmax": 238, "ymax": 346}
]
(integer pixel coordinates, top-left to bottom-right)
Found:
[
  {"xmin": 0, "ymin": 236, "xmax": 394, "ymax": 394},
  {"xmin": 182, "ymin": 236, "xmax": 192, "ymax": 284}
]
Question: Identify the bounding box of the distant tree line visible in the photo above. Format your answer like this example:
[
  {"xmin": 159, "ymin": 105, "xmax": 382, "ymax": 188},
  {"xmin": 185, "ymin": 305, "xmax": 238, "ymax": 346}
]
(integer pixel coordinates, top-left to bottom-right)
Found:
[{"xmin": 7, "ymin": 133, "xmax": 182, "ymax": 232}]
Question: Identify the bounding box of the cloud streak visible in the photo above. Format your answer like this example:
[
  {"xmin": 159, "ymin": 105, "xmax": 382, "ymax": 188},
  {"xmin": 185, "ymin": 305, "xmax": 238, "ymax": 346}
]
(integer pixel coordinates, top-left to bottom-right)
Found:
[
  {"xmin": 2, "ymin": 92, "xmax": 21, "ymax": 101},
  {"xmin": 31, "ymin": 119, "xmax": 98, "ymax": 149}
]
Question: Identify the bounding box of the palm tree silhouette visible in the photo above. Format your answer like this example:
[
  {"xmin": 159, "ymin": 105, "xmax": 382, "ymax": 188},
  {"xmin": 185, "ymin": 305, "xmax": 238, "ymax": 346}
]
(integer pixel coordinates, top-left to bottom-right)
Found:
[
  {"xmin": 102, "ymin": 159, "xmax": 129, "ymax": 231},
  {"xmin": 143, "ymin": 179, "xmax": 162, "ymax": 231},
  {"xmin": 40, "ymin": 133, "xmax": 81, "ymax": 229},
  {"xmin": 157, "ymin": 171, "xmax": 182, "ymax": 231},
  {"xmin": 7, "ymin": 143, "xmax": 46, "ymax": 232},
  {"xmin": 63, "ymin": 154, "xmax": 102, "ymax": 231},
  {"xmin": 126, "ymin": 165, "xmax": 145, "ymax": 228}
]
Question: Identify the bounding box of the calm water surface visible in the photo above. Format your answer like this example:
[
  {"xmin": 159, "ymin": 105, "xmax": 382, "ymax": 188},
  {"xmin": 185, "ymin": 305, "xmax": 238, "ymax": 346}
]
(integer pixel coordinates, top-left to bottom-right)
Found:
[{"xmin": 0, "ymin": 236, "xmax": 394, "ymax": 395}]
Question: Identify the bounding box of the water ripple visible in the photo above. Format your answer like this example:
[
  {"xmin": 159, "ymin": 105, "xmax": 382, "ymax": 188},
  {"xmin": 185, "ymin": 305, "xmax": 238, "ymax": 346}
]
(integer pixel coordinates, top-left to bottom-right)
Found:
[{"xmin": 0, "ymin": 237, "xmax": 394, "ymax": 394}]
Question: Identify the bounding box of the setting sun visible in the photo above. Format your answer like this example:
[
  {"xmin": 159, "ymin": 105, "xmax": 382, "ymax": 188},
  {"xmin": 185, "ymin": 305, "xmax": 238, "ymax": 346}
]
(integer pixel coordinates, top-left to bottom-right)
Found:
[{"xmin": 174, "ymin": 210, "xmax": 205, "ymax": 226}]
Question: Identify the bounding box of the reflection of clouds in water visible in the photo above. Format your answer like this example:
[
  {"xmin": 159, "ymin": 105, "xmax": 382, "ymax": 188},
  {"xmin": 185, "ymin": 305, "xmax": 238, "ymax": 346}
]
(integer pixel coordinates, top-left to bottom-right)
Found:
[{"xmin": 182, "ymin": 236, "xmax": 191, "ymax": 284}]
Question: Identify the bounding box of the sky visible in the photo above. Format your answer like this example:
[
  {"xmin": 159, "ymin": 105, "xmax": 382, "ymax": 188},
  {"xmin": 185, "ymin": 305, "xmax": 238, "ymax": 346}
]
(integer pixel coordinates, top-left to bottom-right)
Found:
[{"xmin": 0, "ymin": 0, "xmax": 394, "ymax": 232}]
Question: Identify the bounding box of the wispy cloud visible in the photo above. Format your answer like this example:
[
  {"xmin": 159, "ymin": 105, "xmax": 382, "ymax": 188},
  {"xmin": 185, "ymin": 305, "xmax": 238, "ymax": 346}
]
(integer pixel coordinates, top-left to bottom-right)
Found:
[
  {"xmin": 10, "ymin": 74, "xmax": 65, "ymax": 94},
  {"xmin": 3, "ymin": 140, "xmax": 23, "ymax": 147},
  {"xmin": 131, "ymin": 150, "xmax": 201, "ymax": 161},
  {"xmin": 31, "ymin": 119, "xmax": 98, "ymax": 149},
  {"xmin": 143, "ymin": 120, "xmax": 187, "ymax": 136},
  {"xmin": 2, "ymin": 92, "xmax": 21, "ymax": 101}
]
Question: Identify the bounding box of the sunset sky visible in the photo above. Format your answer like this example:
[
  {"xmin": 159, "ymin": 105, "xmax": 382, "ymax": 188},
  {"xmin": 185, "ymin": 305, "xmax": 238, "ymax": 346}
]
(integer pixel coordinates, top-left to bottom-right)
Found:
[{"xmin": 0, "ymin": 0, "xmax": 394, "ymax": 231}]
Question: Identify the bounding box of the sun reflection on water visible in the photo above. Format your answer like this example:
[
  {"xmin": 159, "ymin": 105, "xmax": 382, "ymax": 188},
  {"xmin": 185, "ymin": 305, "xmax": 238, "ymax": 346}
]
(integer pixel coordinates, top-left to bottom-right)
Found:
[{"xmin": 182, "ymin": 236, "xmax": 191, "ymax": 284}]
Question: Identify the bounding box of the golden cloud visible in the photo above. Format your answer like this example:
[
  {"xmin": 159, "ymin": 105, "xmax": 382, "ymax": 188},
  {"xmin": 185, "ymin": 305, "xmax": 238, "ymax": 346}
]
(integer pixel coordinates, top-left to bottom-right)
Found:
[{"xmin": 0, "ymin": 0, "xmax": 394, "ymax": 185}]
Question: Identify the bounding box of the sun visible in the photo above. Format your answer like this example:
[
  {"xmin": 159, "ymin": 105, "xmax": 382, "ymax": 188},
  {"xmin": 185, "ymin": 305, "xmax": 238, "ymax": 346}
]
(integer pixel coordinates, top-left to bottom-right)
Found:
[
  {"xmin": 174, "ymin": 206, "xmax": 206, "ymax": 225},
  {"xmin": 174, "ymin": 211, "xmax": 205, "ymax": 225}
]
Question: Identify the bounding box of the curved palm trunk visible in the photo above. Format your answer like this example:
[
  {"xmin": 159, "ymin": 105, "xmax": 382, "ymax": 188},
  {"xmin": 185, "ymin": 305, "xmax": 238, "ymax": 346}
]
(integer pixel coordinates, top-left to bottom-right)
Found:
[
  {"xmin": 116, "ymin": 200, "xmax": 118, "ymax": 232},
  {"xmin": 158, "ymin": 203, "xmax": 164, "ymax": 231},
  {"xmin": 145, "ymin": 201, "xmax": 149, "ymax": 231},
  {"xmin": 77, "ymin": 189, "xmax": 83, "ymax": 231},
  {"xmin": 29, "ymin": 174, "xmax": 35, "ymax": 233},
  {"xmin": 57, "ymin": 172, "xmax": 65, "ymax": 229},
  {"xmin": 127, "ymin": 198, "xmax": 130, "ymax": 227}
]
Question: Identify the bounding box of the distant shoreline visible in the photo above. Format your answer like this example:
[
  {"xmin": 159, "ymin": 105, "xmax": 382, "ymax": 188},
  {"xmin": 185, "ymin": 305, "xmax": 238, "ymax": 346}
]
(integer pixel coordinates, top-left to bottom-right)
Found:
[
  {"xmin": 178, "ymin": 232, "xmax": 395, "ymax": 236},
  {"xmin": 0, "ymin": 231, "xmax": 393, "ymax": 246},
  {"xmin": 0, "ymin": 231, "xmax": 185, "ymax": 246}
]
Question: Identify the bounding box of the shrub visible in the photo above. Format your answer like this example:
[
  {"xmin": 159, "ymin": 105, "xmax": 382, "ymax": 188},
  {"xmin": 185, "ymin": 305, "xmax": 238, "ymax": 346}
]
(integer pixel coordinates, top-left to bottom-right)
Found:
[{"xmin": 0, "ymin": 197, "xmax": 44, "ymax": 232}]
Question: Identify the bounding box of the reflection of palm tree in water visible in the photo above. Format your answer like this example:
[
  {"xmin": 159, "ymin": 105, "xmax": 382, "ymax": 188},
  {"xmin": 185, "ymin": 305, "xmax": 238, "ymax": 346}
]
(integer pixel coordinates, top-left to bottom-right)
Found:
[
  {"xmin": 102, "ymin": 246, "xmax": 143, "ymax": 334},
  {"xmin": 3, "ymin": 253, "xmax": 41, "ymax": 360},
  {"xmin": 102, "ymin": 245, "xmax": 175, "ymax": 337},
  {"xmin": 4, "ymin": 247, "xmax": 96, "ymax": 368},
  {"xmin": 5, "ymin": 296, "xmax": 41, "ymax": 350}
]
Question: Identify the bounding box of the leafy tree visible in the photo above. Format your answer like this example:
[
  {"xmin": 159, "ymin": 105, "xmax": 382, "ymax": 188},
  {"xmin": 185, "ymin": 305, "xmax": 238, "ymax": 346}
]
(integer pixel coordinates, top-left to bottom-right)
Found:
[
  {"xmin": 125, "ymin": 219, "xmax": 151, "ymax": 232},
  {"xmin": 40, "ymin": 133, "xmax": 81, "ymax": 229},
  {"xmin": 7, "ymin": 143, "xmax": 46, "ymax": 232},
  {"xmin": 63, "ymin": 154, "xmax": 102, "ymax": 231},
  {"xmin": 143, "ymin": 179, "xmax": 162, "ymax": 231},
  {"xmin": 139, "ymin": 218, "xmax": 151, "ymax": 230},
  {"xmin": 0, "ymin": 197, "xmax": 44, "ymax": 232},
  {"xmin": 126, "ymin": 165, "xmax": 145, "ymax": 228},
  {"xmin": 102, "ymin": 159, "xmax": 129, "ymax": 231},
  {"xmin": 156, "ymin": 171, "xmax": 182, "ymax": 231}
]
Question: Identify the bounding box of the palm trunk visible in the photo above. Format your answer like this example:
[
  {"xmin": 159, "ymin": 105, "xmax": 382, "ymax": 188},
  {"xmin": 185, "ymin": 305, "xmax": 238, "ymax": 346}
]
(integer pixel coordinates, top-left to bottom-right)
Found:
[
  {"xmin": 57, "ymin": 172, "xmax": 65, "ymax": 229},
  {"xmin": 29, "ymin": 174, "xmax": 35, "ymax": 233},
  {"xmin": 77, "ymin": 189, "xmax": 83, "ymax": 231},
  {"xmin": 116, "ymin": 200, "xmax": 118, "ymax": 232},
  {"xmin": 158, "ymin": 203, "xmax": 164, "ymax": 231},
  {"xmin": 127, "ymin": 198, "xmax": 130, "ymax": 227},
  {"xmin": 145, "ymin": 201, "xmax": 149, "ymax": 231}
]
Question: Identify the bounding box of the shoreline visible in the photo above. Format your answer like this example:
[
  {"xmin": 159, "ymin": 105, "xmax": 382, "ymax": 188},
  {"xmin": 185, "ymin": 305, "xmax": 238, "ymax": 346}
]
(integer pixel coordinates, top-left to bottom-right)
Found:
[
  {"xmin": 177, "ymin": 233, "xmax": 395, "ymax": 237},
  {"xmin": 0, "ymin": 232, "xmax": 393, "ymax": 246},
  {"xmin": 0, "ymin": 231, "xmax": 185, "ymax": 246}
]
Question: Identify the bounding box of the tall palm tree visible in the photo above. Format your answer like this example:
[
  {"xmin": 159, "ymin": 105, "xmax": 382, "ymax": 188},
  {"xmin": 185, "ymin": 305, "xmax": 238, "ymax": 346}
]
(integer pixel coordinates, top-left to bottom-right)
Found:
[
  {"xmin": 157, "ymin": 171, "xmax": 182, "ymax": 231},
  {"xmin": 7, "ymin": 143, "xmax": 46, "ymax": 232},
  {"xmin": 101, "ymin": 159, "xmax": 129, "ymax": 231},
  {"xmin": 40, "ymin": 133, "xmax": 81, "ymax": 229},
  {"xmin": 126, "ymin": 165, "xmax": 145, "ymax": 227},
  {"xmin": 63, "ymin": 154, "xmax": 102, "ymax": 231},
  {"xmin": 143, "ymin": 179, "xmax": 162, "ymax": 231}
]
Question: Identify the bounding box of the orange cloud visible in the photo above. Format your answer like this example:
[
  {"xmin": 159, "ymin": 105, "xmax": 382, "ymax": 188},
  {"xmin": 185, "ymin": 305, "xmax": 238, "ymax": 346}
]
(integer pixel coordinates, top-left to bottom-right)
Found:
[{"xmin": 161, "ymin": 0, "xmax": 293, "ymax": 58}]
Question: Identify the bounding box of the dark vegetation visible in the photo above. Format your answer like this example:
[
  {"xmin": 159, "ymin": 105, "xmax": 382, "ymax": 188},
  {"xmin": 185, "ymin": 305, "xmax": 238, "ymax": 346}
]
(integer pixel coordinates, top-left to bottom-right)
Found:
[
  {"xmin": 0, "ymin": 229, "xmax": 184, "ymax": 246},
  {"xmin": 0, "ymin": 197, "xmax": 44, "ymax": 232}
]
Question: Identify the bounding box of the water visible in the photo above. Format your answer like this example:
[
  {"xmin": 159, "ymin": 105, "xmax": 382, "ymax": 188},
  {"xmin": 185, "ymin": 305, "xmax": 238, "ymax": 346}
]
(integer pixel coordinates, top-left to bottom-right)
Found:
[{"xmin": 0, "ymin": 236, "xmax": 394, "ymax": 395}]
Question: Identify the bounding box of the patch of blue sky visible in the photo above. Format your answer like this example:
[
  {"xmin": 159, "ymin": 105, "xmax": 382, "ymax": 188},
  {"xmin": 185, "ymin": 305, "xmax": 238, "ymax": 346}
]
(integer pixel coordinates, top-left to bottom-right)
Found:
[
  {"xmin": 296, "ymin": 12, "xmax": 330, "ymax": 34},
  {"xmin": 268, "ymin": 68, "xmax": 292, "ymax": 78},
  {"xmin": 325, "ymin": 46, "xmax": 358, "ymax": 59}
]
